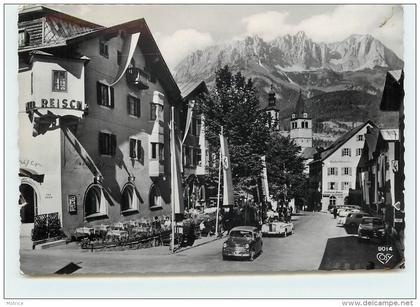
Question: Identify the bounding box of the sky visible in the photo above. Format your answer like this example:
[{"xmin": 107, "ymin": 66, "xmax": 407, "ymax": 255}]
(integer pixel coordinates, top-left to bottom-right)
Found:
[{"xmin": 51, "ymin": 4, "xmax": 404, "ymax": 71}]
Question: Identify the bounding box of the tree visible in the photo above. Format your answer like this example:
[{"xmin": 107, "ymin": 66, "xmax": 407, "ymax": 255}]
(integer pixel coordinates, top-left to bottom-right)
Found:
[
  {"xmin": 197, "ymin": 65, "xmax": 271, "ymax": 196},
  {"xmin": 265, "ymin": 133, "xmax": 306, "ymax": 203}
]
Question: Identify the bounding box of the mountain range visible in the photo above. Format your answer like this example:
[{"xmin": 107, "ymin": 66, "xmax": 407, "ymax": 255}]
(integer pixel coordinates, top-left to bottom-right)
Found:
[{"xmin": 174, "ymin": 32, "xmax": 403, "ymax": 137}]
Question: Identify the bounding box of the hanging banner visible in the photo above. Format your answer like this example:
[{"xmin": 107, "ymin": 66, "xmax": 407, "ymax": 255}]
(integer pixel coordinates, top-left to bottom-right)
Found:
[
  {"xmin": 220, "ymin": 130, "xmax": 234, "ymax": 206},
  {"xmin": 171, "ymin": 107, "xmax": 184, "ymax": 214},
  {"xmin": 261, "ymin": 156, "xmax": 271, "ymax": 202},
  {"xmin": 182, "ymin": 100, "xmax": 195, "ymax": 144},
  {"xmin": 109, "ymin": 32, "xmax": 141, "ymax": 87}
]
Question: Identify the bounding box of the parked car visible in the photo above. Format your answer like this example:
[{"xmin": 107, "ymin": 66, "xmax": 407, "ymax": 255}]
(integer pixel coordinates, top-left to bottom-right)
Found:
[
  {"xmin": 261, "ymin": 216, "xmax": 293, "ymax": 237},
  {"xmin": 222, "ymin": 226, "xmax": 263, "ymax": 261},
  {"xmin": 344, "ymin": 212, "xmax": 371, "ymax": 228},
  {"xmin": 358, "ymin": 217, "xmax": 385, "ymax": 241}
]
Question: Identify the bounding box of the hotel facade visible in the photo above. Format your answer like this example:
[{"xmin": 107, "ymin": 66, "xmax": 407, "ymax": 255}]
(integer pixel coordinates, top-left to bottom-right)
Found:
[{"xmin": 18, "ymin": 6, "xmax": 206, "ymax": 238}]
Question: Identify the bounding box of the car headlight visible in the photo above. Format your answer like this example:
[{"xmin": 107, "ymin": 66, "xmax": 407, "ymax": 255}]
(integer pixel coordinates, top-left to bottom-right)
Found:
[
  {"xmin": 245, "ymin": 244, "xmax": 249, "ymax": 249},
  {"xmin": 223, "ymin": 242, "xmax": 227, "ymax": 248}
]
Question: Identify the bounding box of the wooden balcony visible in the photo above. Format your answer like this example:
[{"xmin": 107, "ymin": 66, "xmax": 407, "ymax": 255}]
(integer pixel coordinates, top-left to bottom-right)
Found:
[{"xmin": 126, "ymin": 67, "xmax": 150, "ymax": 90}]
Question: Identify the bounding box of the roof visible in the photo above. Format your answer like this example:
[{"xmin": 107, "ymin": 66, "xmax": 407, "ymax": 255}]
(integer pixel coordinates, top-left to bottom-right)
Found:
[
  {"xmin": 19, "ymin": 6, "xmax": 181, "ymax": 103},
  {"xmin": 301, "ymin": 147, "xmax": 317, "ymax": 159},
  {"xmin": 292, "ymin": 90, "xmax": 308, "ymax": 118},
  {"xmin": 380, "ymin": 129, "xmax": 399, "ymax": 141},
  {"xmin": 179, "ymin": 80, "xmax": 208, "ymax": 100},
  {"xmin": 18, "ymin": 5, "xmax": 102, "ymax": 28},
  {"xmin": 315, "ymin": 121, "xmax": 375, "ymax": 162},
  {"xmin": 380, "ymin": 70, "xmax": 404, "ymax": 111}
]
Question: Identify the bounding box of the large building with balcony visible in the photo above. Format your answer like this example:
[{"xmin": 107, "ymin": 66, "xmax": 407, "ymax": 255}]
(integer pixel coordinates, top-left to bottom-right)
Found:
[
  {"xmin": 18, "ymin": 6, "xmax": 186, "ymax": 237},
  {"xmin": 309, "ymin": 121, "xmax": 375, "ymax": 211}
]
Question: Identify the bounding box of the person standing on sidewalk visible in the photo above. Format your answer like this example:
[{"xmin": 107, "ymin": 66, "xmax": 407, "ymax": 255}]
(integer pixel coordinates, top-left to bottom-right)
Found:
[{"xmin": 333, "ymin": 207, "xmax": 338, "ymax": 219}]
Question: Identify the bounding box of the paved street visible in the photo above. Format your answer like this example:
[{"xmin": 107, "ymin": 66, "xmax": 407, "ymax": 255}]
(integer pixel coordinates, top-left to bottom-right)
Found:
[{"xmin": 20, "ymin": 211, "xmax": 397, "ymax": 275}]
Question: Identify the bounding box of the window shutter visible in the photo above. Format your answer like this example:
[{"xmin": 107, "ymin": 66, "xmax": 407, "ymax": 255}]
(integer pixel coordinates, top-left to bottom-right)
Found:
[
  {"xmin": 349, "ymin": 168, "xmax": 352, "ymax": 176},
  {"xmin": 110, "ymin": 87, "xmax": 115, "ymax": 109},
  {"xmin": 137, "ymin": 140, "xmax": 142, "ymax": 161},
  {"xmin": 98, "ymin": 132, "xmax": 104, "ymax": 154},
  {"xmin": 111, "ymin": 134, "xmax": 117, "ymax": 156},
  {"xmin": 136, "ymin": 98, "xmax": 141, "ymax": 117},
  {"xmin": 127, "ymin": 96, "xmax": 131, "ymax": 115},
  {"xmin": 97, "ymin": 82, "xmax": 102, "ymax": 105},
  {"xmin": 129, "ymin": 139, "xmax": 136, "ymax": 158}
]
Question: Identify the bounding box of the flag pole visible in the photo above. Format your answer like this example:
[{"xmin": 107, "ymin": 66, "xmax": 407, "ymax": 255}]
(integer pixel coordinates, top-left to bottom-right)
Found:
[
  {"xmin": 215, "ymin": 126, "xmax": 223, "ymax": 237},
  {"xmin": 170, "ymin": 106, "xmax": 176, "ymax": 253}
]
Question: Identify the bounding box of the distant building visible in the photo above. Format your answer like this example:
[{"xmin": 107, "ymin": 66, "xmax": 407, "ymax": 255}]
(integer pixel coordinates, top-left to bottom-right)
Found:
[
  {"xmin": 356, "ymin": 128, "xmax": 400, "ymax": 216},
  {"xmin": 290, "ymin": 90, "xmax": 313, "ymax": 152},
  {"xmin": 18, "ymin": 6, "xmax": 184, "ymax": 238},
  {"xmin": 379, "ymin": 70, "xmax": 404, "ymax": 214},
  {"xmin": 178, "ymin": 81, "xmax": 209, "ymax": 209},
  {"xmin": 265, "ymin": 85, "xmax": 281, "ymax": 131},
  {"xmin": 309, "ymin": 121, "xmax": 375, "ymax": 211}
]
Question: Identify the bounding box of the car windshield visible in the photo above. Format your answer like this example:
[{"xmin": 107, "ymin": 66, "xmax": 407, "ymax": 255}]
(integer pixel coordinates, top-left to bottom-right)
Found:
[
  {"xmin": 230, "ymin": 230, "xmax": 253, "ymax": 239},
  {"xmin": 362, "ymin": 218, "xmax": 382, "ymax": 225}
]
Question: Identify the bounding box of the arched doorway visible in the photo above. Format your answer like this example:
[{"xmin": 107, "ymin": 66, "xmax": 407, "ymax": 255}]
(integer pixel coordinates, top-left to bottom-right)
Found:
[{"xmin": 19, "ymin": 183, "xmax": 38, "ymax": 223}]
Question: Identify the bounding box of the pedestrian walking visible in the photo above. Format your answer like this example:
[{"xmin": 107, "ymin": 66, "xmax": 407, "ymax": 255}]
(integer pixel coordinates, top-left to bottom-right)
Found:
[{"xmin": 333, "ymin": 207, "xmax": 338, "ymax": 219}]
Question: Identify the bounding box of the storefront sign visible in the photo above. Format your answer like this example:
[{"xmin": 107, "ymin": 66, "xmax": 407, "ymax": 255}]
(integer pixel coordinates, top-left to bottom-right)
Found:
[
  {"xmin": 68, "ymin": 195, "xmax": 77, "ymax": 214},
  {"xmin": 26, "ymin": 98, "xmax": 85, "ymax": 111}
]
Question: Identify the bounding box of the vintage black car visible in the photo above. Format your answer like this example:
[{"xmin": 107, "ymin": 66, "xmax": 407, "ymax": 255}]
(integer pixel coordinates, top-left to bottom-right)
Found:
[{"xmin": 222, "ymin": 226, "xmax": 263, "ymax": 261}]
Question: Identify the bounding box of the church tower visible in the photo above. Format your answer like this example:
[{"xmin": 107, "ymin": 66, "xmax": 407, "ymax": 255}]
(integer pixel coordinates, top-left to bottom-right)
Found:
[
  {"xmin": 290, "ymin": 91, "xmax": 312, "ymax": 151},
  {"xmin": 265, "ymin": 85, "xmax": 280, "ymax": 131}
]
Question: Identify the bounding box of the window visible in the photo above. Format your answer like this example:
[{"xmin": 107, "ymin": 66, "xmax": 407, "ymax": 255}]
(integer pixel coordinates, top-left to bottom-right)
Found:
[
  {"xmin": 356, "ymin": 148, "xmax": 363, "ymax": 156},
  {"xmin": 150, "ymin": 103, "xmax": 162, "ymax": 120},
  {"xmin": 96, "ymin": 82, "xmax": 114, "ymax": 108},
  {"xmin": 52, "ymin": 70, "xmax": 67, "ymax": 92},
  {"xmin": 149, "ymin": 184, "xmax": 162, "ymax": 209},
  {"xmin": 327, "ymin": 167, "xmax": 338, "ymax": 176},
  {"xmin": 304, "ymin": 121, "xmax": 309, "ymax": 128},
  {"xmin": 84, "ymin": 185, "xmax": 107, "ymax": 218},
  {"xmin": 357, "ymin": 135, "xmax": 364, "ymax": 141},
  {"xmin": 196, "ymin": 118, "xmax": 202, "ymax": 136},
  {"xmin": 292, "ymin": 114, "xmax": 296, "ymax": 119},
  {"xmin": 117, "ymin": 50, "xmax": 122, "ymax": 66},
  {"xmin": 328, "ymin": 182, "xmax": 337, "ymax": 190},
  {"xmin": 151, "ymin": 142, "xmax": 164, "ymax": 162},
  {"xmin": 329, "ymin": 196, "xmax": 336, "ymax": 207},
  {"xmin": 342, "ymin": 167, "xmax": 352, "ymax": 176},
  {"xmin": 195, "ymin": 148, "xmax": 202, "ymax": 166},
  {"xmin": 127, "ymin": 95, "xmax": 141, "ymax": 117},
  {"xmin": 121, "ymin": 184, "xmax": 139, "ymax": 213},
  {"xmin": 301, "ymin": 121, "xmax": 304, "ymax": 128},
  {"xmin": 99, "ymin": 132, "xmax": 116, "ymax": 156},
  {"xmin": 18, "ymin": 30, "xmax": 29, "ymax": 47},
  {"xmin": 303, "ymin": 113, "xmax": 308, "ymax": 118},
  {"xmin": 342, "ymin": 148, "xmax": 351, "ymax": 157},
  {"xmin": 192, "ymin": 148, "xmax": 201, "ymax": 166},
  {"xmin": 341, "ymin": 182, "xmax": 351, "ymax": 190},
  {"xmin": 184, "ymin": 145, "xmax": 191, "ymax": 167},
  {"xmin": 99, "ymin": 39, "xmax": 109, "ymax": 58},
  {"xmin": 129, "ymin": 138, "xmax": 142, "ymax": 161}
]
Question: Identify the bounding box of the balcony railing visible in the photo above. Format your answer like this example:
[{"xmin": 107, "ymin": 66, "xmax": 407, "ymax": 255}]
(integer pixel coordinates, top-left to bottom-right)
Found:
[{"xmin": 126, "ymin": 67, "xmax": 150, "ymax": 90}]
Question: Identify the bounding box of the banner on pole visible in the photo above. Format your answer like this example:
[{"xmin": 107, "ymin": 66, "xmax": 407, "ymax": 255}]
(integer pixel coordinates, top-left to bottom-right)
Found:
[
  {"xmin": 182, "ymin": 100, "xmax": 195, "ymax": 144},
  {"xmin": 171, "ymin": 107, "xmax": 184, "ymax": 214},
  {"xmin": 220, "ymin": 131, "xmax": 234, "ymax": 206}
]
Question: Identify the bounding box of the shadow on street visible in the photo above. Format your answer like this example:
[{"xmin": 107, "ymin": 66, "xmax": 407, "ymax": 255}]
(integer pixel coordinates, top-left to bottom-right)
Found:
[{"xmin": 319, "ymin": 236, "xmax": 399, "ymax": 270}]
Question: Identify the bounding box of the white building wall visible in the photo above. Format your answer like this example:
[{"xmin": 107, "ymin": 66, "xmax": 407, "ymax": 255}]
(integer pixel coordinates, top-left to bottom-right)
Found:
[{"xmin": 320, "ymin": 124, "xmax": 371, "ymax": 211}]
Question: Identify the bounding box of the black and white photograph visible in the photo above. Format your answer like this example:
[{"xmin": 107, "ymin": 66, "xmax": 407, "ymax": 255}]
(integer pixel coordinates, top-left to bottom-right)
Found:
[{"xmin": 4, "ymin": 3, "xmax": 417, "ymax": 300}]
